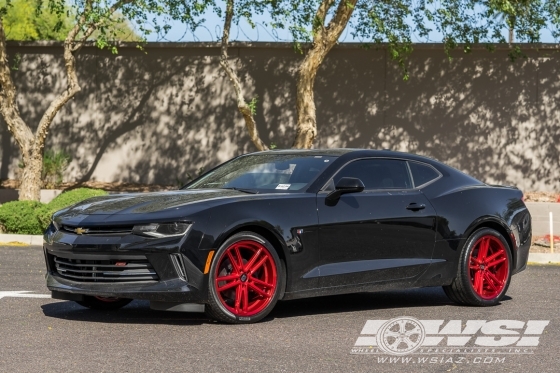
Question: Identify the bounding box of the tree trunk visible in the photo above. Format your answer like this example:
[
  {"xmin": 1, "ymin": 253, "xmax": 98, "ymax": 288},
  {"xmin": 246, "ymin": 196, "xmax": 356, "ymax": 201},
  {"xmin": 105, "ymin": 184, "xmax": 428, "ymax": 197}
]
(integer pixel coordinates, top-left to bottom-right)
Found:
[
  {"xmin": 0, "ymin": 3, "xmax": 126, "ymax": 201},
  {"xmin": 293, "ymin": 47, "xmax": 325, "ymax": 149},
  {"xmin": 19, "ymin": 146, "xmax": 43, "ymax": 201},
  {"xmin": 219, "ymin": 0, "xmax": 268, "ymax": 151},
  {"xmin": 292, "ymin": 0, "xmax": 358, "ymax": 149},
  {"xmin": 0, "ymin": 15, "xmax": 85, "ymax": 201}
]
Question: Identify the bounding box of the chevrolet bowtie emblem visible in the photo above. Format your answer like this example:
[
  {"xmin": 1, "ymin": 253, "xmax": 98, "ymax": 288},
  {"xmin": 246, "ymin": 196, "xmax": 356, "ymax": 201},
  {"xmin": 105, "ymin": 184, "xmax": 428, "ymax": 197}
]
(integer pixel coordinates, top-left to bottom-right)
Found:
[{"xmin": 74, "ymin": 227, "xmax": 89, "ymax": 235}]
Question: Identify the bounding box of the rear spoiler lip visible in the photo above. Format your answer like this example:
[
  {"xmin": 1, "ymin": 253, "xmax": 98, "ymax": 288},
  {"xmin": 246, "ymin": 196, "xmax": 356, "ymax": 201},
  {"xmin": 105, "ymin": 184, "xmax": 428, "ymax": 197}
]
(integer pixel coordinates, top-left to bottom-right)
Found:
[{"xmin": 486, "ymin": 184, "xmax": 520, "ymax": 190}]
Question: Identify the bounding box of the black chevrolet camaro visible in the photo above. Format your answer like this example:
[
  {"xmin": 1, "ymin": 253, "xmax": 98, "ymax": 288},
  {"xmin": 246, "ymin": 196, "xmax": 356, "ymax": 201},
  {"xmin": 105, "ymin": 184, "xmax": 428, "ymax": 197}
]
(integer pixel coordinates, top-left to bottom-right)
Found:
[{"xmin": 44, "ymin": 149, "xmax": 531, "ymax": 323}]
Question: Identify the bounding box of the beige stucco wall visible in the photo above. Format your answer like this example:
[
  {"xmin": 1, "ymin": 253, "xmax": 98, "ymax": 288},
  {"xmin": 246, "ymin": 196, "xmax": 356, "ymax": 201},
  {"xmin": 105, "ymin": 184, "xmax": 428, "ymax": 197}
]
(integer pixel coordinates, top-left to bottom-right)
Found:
[{"xmin": 1, "ymin": 42, "xmax": 559, "ymax": 191}]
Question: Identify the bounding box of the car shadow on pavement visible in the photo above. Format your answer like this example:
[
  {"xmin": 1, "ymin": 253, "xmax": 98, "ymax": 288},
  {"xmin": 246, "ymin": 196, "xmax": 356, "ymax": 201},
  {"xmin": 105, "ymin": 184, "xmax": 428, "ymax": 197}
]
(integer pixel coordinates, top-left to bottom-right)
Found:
[
  {"xmin": 41, "ymin": 287, "xmax": 513, "ymax": 324},
  {"xmin": 269, "ymin": 287, "xmax": 513, "ymax": 320},
  {"xmin": 41, "ymin": 300, "xmax": 209, "ymax": 325}
]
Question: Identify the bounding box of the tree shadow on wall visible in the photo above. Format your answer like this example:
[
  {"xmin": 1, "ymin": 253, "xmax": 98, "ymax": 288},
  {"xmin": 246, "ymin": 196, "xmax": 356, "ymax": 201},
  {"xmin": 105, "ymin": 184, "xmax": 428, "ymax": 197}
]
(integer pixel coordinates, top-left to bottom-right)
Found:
[
  {"xmin": 315, "ymin": 46, "xmax": 560, "ymax": 191},
  {"xmin": 2, "ymin": 44, "xmax": 559, "ymax": 191}
]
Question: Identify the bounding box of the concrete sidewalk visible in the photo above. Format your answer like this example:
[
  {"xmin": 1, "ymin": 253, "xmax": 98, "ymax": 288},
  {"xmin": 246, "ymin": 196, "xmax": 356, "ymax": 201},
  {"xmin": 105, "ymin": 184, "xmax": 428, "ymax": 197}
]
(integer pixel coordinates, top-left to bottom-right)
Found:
[
  {"xmin": 0, "ymin": 234, "xmax": 43, "ymax": 246},
  {"xmin": 1, "ymin": 233, "xmax": 558, "ymax": 265}
]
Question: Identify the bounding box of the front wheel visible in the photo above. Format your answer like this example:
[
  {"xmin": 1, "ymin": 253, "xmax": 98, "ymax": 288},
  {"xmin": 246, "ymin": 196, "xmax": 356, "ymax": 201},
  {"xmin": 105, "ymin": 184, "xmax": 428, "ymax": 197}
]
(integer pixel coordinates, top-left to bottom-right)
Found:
[
  {"xmin": 443, "ymin": 228, "xmax": 512, "ymax": 306},
  {"xmin": 76, "ymin": 296, "xmax": 133, "ymax": 310},
  {"xmin": 206, "ymin": 232, "xmax": 284, "ymax": 324}
]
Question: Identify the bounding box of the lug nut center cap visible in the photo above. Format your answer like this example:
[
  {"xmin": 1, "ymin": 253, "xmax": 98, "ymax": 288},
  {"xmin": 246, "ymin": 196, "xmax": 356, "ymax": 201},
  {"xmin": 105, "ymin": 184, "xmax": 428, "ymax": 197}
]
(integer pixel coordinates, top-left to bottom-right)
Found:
[{"xmin": 240, "ymin": 274, "xmax": 248, "ymax": 282}]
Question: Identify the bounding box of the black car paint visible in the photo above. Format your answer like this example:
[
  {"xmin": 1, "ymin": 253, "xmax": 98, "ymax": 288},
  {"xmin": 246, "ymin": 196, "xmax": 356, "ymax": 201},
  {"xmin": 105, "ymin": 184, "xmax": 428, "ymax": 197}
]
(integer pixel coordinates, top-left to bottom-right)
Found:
[{"xmin": 44, "ymin": 149, "xmax": 531, "ymax": 304}]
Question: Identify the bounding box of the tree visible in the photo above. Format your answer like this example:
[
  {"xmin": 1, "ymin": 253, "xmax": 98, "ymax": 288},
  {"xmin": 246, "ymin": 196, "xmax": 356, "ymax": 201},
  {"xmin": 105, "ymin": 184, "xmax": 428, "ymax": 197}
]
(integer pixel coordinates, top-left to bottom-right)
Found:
[
  {"xmin": 218, "ymin": 0, "xmax": 269, "ymax": 151},
  {"xmin": 486, "ymin": 0, "xmax": 545, "ymax": 44},
  {"xmin": 290, "ymin": 0, "xmax": 358, "ymax": 149},
  {"xmin": 0, "ymin": 0, "xmax": 140, "ymax": 41},
  {"xmin": 283, "ymin": 0, "xmax": 551, "ymax": 148},
  {"xmin": 0, "ymin": 0, "xmax": 73, "ymax": 40},
  {"xmin": 0, "ymin": 0, "xmax": 168, "ymax": 201},
  {"xmin": 177, "ymin": 0, "xmax": 292, "ymax": 152}
]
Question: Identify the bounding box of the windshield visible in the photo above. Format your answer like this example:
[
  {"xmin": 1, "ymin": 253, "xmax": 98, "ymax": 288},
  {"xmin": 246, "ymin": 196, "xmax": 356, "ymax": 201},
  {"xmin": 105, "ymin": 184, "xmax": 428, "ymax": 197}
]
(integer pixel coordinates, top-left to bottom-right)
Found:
[{"xmin": 185, "ymin": 153, "xmax": 337, "ymax": 192}]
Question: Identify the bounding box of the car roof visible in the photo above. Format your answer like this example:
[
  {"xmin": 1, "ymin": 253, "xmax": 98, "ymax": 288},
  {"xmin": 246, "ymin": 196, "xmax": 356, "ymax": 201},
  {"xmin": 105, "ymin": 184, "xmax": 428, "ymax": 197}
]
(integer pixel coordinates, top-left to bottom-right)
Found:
[{"xmin": 253, "ymin": 148, "xmax": 440, "ymax": 164}]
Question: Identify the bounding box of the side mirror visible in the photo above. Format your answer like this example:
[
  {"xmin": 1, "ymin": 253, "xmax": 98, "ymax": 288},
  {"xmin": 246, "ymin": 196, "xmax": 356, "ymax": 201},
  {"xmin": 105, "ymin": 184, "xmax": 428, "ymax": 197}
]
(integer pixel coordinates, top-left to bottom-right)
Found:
[{"xmin": 326, "ymin": 177, "xmax": 365, "ymax": 204}]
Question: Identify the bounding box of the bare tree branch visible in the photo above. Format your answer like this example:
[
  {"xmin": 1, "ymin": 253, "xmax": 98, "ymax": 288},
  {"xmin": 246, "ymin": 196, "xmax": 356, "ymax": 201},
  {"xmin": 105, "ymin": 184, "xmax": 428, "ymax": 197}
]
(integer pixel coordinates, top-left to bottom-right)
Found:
[
  {"xmin": 0, "ymin": 18, "xmax": 34, "ymax": 151},
  {"xmin": 219, "ymin": 0, "xmax": 268, "ymax": 151},
  {"xmin": 292, "ymin": 0, "xmax": 357, "ymax": 149}
]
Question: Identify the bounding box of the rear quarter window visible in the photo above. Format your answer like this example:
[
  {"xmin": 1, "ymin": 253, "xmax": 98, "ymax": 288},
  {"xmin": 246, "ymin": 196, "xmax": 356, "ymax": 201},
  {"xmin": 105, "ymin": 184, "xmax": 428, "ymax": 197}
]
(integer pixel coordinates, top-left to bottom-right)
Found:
[{"xmin": 408, "ymin": 161, "xmax": 441, "ymax": 187}]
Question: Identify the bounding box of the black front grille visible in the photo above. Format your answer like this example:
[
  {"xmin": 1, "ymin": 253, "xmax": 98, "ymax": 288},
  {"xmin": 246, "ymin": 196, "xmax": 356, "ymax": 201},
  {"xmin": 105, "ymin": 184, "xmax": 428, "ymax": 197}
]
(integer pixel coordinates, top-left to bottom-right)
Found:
[
  {"xmin": 61, "ymin": 225, "xmax": 134, "ymax": 235},
  {"xmin": 54, "ymin": 256, "xmax": 158, "ymax": 282}
]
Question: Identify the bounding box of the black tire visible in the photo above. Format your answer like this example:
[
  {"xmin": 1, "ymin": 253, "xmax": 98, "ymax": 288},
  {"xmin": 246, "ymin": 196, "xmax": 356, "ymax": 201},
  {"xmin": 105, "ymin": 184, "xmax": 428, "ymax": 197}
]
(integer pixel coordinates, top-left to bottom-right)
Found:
[
  {"xmin": 76, "ymin": 296, "xmax": 133, "ymax": 310},
  {"xmin": 443, "ymin": 228, "xmax": 512, "ymax": 306},
  {"xmin": 206, "ymin": 232, "xmax": 284, "ymax": 324}
]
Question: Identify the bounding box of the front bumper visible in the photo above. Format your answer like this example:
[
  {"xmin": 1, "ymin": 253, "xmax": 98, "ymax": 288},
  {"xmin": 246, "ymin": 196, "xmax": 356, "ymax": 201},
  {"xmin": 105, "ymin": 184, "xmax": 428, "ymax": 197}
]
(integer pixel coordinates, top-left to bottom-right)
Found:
[
  {"xmin": 43, "ymin": 227, "xmax": 209, "ymax": 303},
  {"xmin": 46, "ymin": 272, "xmax": 205, "ymax": 302}
]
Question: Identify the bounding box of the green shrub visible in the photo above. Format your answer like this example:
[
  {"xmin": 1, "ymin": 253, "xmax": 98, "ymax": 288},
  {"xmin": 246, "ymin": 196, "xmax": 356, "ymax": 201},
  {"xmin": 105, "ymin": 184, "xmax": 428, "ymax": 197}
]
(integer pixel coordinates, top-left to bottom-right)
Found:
[
  {"xmin": 48, "ymin": 188, "xmax": 108, "ymax": 211},
  {"xmin": 37, "ymin": 188, "xmax": 108, "ymax": 229},
  {"xmin": 0, "ymin": 188, "xmax": 109, "ymax": 235},
  {"xmin": 42, "ymin": 149, "xmax": 71, "ymax": 189},
  {"xmin": 0, "ymin": 201, "xmax": 46, "ymax": 235}
]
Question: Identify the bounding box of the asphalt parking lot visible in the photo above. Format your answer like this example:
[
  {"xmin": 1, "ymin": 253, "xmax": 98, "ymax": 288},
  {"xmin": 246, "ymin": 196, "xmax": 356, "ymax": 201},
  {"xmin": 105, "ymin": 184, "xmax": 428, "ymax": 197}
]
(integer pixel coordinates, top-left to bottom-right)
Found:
[{"xmin": 1, "ymin": 245, "xmax": 559, "ymax": 373}]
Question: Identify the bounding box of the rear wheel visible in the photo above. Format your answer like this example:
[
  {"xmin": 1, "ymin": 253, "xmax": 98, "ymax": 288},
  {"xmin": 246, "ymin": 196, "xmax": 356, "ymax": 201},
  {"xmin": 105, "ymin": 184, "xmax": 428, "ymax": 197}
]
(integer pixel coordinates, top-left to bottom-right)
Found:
[
  {"xmin": 206, "ymin": 232, "xmax": 283, "ymax": 324},
  {"xmin": 77, "ymin": 296, "xmax": 132, "ymax": 310},
  {"xmin": 443, "ymin": 228, "xmax": 512, "ymax": 306}
]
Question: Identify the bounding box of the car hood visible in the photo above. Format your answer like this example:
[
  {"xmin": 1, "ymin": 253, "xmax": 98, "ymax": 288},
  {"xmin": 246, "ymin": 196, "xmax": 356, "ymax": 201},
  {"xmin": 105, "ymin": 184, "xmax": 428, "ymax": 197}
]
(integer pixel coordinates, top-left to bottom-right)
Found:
[{"xmin": 58, "ymin": 189, "xmax": 250, "ymax": 216}]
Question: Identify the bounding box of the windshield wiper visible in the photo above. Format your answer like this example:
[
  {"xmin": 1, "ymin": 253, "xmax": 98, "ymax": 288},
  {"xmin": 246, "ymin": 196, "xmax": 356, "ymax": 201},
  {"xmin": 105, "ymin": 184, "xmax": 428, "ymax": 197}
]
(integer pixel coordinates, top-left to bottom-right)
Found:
[{"xmin": 221, "ymin": 187, "xmax": 259, "ymax": 194}]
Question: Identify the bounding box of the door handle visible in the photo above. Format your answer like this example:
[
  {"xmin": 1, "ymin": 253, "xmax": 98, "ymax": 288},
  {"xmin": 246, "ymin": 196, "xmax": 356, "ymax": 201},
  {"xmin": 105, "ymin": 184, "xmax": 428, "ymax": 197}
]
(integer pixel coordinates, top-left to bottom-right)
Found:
[{"xmin": 406, "ymin": 203, "xmax": 426, "ymax": 211}]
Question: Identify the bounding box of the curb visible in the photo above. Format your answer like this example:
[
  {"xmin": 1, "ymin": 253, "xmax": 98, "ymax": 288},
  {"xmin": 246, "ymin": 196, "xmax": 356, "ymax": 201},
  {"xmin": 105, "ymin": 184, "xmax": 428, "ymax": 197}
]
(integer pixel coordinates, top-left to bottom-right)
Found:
[
  {"xmin": 0, "ymin": 234, "xmax": 43, "ymax": 246},
  {"xmin": 1, "ymin": 234, "xmax": 559, "ymax": 264},
  {"xmin": 527, "ymin": 253, "xmax": 560, "ymax": 265}
]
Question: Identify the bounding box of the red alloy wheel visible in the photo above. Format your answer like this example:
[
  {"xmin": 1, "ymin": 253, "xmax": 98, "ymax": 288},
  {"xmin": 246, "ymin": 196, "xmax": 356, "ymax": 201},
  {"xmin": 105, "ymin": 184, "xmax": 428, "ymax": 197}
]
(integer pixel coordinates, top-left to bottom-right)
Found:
[
  {"xmin": 214, "ymin": 240, "xmax": 278, "ymax": 317},
  {"xmin": 468, "ymin": 235, "xmax": 509, "ymax": 300}
]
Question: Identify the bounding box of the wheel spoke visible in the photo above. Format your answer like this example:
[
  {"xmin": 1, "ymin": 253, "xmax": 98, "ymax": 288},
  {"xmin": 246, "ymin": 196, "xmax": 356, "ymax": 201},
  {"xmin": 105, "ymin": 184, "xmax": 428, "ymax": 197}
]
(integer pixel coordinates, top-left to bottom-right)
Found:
[
  {"xmin": 216, "ymin": 274, "xmax": 238, "ymax": 282},
  {"xmin": 384, "ymin": 330, "xmax": 401, "ymax": 338},
  {"xmin": 403, "ymin": 338, "xmax": 415, "ymax": 349},
  {"xmin": 405, "ymin": 326, "xmax": 421, "ymax": 337},
  {"xmin": 250, "ymin": 276, "xmax": 273, "ymax": 288},
  {"xmin": 234, "ymin": 285, "xmax": 242, "ymax": 312},
  {"xmin": 249, "ymin": 255, "xmax": 268, "ymax": 272},
  {"xmin": 479, "ymin": 271, "xmax": 485, "ymax": 293},
  {"xmin": 477, "ymin": 238, "xmax": 489, "ymax": 261},
  {"xmin": 241, "ymin": 284, "xmax": 249, "ymax": 312},
  {"xmin": 484, "ymin": 250, "xmax": 503, "ymax": 264},
  {"xmin": 398, "ymin": 320, "xmax": 407, "ymax": 333},
  {"xmin": 226, "ymin": 251, "xmax": 241, "ymax": 273},
  {"xmin": 487, "ymin": 257, "xmax": 506, "ymax": 268},
  {"xmin": 244, "ymin": 248, "xmax": 262, "ymax": 272},
  {"xmin": 487, "ymin": 270, "xmax": 505, "ymax": 286},
  {"xmin": 388, "ymin": 338, "xmax": 402, "ymax": 348},
  {"xmin": 234, "ymin": 247, "xmax": 244, "ymax": 271},
  {"xmin": 217, "ymin": 280, "xmax": 240, "ymax": 292},
  {"xmin": 473, "ymin": 270, "xmax": 484, "ymax": 294},
  {"xmin": 248, "ymin": 282, "xmax": 269, "ymax": 298},
  {"xmin": 484, "ymin": 272, "xmax": 498, "ymax": 291}
]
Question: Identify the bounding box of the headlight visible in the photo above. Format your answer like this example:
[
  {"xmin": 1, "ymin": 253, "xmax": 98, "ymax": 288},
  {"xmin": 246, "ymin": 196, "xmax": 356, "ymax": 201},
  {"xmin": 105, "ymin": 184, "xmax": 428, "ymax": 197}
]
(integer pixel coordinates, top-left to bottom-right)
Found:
[{"xmin": 132, "ymin": 222, "xmax": 191, "ymax": 238}]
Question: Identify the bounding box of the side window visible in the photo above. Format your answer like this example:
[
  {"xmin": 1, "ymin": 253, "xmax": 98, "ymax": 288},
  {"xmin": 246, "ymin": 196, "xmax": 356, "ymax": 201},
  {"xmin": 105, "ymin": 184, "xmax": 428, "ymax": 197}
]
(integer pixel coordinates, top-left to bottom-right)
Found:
[
  {"xmin": 408, "ymin": 161, "xmax": 440, "ymax": 187},
  {"xmin": 334, "ymin": 159, "xmax": 412, "ymax": 190}
]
